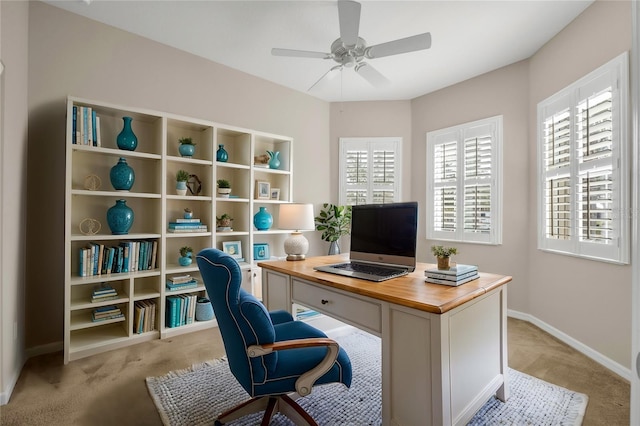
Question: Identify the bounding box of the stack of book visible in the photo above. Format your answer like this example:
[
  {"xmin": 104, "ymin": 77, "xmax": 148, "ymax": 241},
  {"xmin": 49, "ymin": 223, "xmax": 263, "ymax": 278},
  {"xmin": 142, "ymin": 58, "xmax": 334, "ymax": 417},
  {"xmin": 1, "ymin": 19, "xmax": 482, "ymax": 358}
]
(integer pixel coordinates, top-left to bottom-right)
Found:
[
  {"xmin": 72, "ymin": 105, "xmax": 101, "ymax": 147},
  {"xmin": 91, "ymin": 305, "xmax": 123, "ymax": 322},
  {"xmin": 134, "ymin": 300, "xmax": 157, "ymax": 334},
  {"xmin": 91, "ymin": 283, "xmax": 118, "ymax": 303},
  {"xmin": 168, "ymin": 217, "xmax": 207, "ymax": 233},
  {"xmin": 424, "ymin": 264, "xmax": 479, "ymax": 286},
  {"xmin": 166, "ymin": 294, "xmax": 198, "ymax": 328},
  {"xmin": 166, "ymin": 274, "xmax": 199, "ymax": 291}
]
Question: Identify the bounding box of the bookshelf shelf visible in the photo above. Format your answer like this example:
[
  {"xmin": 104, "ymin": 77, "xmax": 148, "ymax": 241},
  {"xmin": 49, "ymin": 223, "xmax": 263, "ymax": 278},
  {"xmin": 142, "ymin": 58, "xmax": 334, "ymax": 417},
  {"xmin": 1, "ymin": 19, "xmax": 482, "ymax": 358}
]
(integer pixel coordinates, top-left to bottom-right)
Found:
[{"xmin": 64, "ymin": 96, "xmax": 293, "ymax": 363}]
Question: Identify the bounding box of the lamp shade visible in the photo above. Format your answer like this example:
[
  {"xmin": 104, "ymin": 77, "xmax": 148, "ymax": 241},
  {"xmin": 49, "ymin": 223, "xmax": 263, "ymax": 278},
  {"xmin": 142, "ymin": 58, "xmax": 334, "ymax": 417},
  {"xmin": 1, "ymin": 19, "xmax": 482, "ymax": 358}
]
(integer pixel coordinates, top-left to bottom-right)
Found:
[{"xmin": 278, "ymin": 203, "xmax": 315, "ymax": 231}]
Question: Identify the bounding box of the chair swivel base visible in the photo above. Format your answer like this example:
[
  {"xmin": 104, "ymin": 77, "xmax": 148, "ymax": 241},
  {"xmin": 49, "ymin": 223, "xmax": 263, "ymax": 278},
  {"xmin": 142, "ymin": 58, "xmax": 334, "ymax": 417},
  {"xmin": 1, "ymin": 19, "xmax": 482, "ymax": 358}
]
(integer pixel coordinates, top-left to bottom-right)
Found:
[{"xmin": 214, "ymin": 394, "xmax": 318, "ymax": 426}]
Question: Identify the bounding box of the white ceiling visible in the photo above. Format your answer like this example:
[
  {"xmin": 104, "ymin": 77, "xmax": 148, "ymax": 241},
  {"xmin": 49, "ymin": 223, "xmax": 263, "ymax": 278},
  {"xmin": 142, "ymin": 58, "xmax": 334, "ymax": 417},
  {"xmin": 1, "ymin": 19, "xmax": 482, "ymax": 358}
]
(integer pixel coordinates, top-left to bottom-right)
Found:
[{"xmin": 44, "ymin": 0, "xmax": 594, "ymax": 102}]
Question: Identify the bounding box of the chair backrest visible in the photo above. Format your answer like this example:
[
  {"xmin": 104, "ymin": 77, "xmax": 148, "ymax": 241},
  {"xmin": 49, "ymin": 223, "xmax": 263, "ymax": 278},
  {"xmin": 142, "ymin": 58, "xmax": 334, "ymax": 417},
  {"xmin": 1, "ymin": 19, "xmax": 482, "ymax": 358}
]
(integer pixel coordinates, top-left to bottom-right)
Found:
[{"xmin": 196, "ymin": 248, "xmax": 277, "ymax": 394}]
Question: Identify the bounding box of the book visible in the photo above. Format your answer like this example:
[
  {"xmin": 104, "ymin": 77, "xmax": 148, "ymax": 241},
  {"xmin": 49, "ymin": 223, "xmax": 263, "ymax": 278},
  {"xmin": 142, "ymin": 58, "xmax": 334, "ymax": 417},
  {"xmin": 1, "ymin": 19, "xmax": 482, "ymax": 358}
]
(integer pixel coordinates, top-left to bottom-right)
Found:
[
  {"xmin": 166, "ymin": 280, "xmax": 198, "ymax": 291},
  {"xmin": 72, "ymin": 106, "xmax": 78, "ymax": 144},
  {"xmin": 168, "ymin": 223, "xmax": 208, "ymax": 229},
  {"xmin": 95, "ymin": 115, "xmax": 101, "ymax": 147},
  {"xmin": 168, "ymin": 274, "xmax": 192, "ymax": 283},
  {"xmin": 168, "ymin": 228, "xmax": 208, "ymax": 233},
  {"xmin": 424, "ymin": 264, "xmax": 478, "ymax": 277},
  {"xmin": 425, "ymin": 269, "xmax": 478, "ymax": 281},
  {"xmin": 174, "ymin": 218, "xmax": 201, "ymax": 223},
  {"xmin": 92, "ymin": 283, "xmax": 116, "ymax": 295},
  {"xmin": 425, "ymin": 273, "xmax": 479, "ymax": 286}
]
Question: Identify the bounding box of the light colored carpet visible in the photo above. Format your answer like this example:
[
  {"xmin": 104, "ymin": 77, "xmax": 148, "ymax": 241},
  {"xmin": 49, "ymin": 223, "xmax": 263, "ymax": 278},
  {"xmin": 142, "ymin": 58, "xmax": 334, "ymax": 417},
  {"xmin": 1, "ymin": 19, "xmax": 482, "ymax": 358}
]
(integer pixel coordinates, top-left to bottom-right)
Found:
[{"xmin": 146, "ymin": 330, "xmax": 588, "ymax": 426}]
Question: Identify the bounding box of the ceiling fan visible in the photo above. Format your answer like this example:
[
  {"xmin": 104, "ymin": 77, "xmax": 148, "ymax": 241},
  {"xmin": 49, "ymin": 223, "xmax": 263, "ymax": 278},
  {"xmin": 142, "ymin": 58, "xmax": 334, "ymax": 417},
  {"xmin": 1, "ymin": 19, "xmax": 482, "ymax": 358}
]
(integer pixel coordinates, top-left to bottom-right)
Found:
[{"xmin": 271, "ymin": 0, "xmax": 432, "ymax": 91}]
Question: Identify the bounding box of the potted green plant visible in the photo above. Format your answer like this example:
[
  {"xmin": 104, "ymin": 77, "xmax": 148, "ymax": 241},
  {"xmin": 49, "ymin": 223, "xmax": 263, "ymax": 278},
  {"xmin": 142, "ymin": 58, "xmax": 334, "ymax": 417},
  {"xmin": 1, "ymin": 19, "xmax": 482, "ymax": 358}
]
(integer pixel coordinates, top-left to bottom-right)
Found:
[
  {"xmin": 431, "ymin": 245, "xmax": 458, "ymax": 270},
  {"xmin": 178, "ymin": 137, "xmax": 196, "ymax": 157},
  {"xmin": 179, "ymin": 246, "xmax": 193, "ymax": 266},
  {"xmin": 314, "ymin": 203, "xmax": 352, "ymax": 255},
  {"xmin": 216, "ymin": 213, "xmax": 233, "ymax": 229},
  {"xmin": 217, "ymin": 179, "xmax": 231, "ymax": 198},
  {"xmin": 176, "ymin": 170, "xmax": 189, "ymax": 196}
]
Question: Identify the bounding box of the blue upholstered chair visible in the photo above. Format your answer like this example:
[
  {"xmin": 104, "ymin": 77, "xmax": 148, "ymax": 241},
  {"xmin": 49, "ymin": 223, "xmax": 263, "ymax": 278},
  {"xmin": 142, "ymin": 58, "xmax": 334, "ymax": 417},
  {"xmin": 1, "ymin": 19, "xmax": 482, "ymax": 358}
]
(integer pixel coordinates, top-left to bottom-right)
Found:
[{"xmin": 196, "ymin": 248, "xmax": 352, "ymax": 425}]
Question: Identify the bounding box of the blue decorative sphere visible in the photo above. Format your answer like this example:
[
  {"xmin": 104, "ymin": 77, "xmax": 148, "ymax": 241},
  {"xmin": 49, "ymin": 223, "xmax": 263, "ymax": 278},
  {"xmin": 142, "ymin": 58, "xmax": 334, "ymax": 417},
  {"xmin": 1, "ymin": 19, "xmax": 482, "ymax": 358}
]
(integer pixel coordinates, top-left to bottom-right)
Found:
[{"xmin": 253, "ymin": 207, "xmax": 273, "ymax": 230}]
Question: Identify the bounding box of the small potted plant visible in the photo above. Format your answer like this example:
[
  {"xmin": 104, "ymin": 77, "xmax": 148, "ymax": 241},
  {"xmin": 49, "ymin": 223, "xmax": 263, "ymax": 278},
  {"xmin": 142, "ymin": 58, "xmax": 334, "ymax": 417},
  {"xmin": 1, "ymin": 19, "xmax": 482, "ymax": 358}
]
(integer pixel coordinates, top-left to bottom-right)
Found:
[
  {"xmin": 176, "ymin": 170, "xmax": 189, "ymax": 196},
  {"xmin": 431, "ymin": 245, "xmax": 458, "ymax": 270},
  {"xmin": 178, "ymin": 137, "xmax": 196, "ymax": 158},
  {"xmin": 183, "ymin": 208, "xmax": 193, "ymax": 219},
  {"xmin": 179, "ymin": 246, "xmax": 193, "ymax": 266},
  {"xmin": 314, "ymin": 203, "xmax": 352, "ymax": 255},
  {"xmin": 216, "ymin": 213, "xmax": 233, "ymax": 230},
  {"xmin": 217, "ymin": 179, "xmax": 231, "ymax": 198}
]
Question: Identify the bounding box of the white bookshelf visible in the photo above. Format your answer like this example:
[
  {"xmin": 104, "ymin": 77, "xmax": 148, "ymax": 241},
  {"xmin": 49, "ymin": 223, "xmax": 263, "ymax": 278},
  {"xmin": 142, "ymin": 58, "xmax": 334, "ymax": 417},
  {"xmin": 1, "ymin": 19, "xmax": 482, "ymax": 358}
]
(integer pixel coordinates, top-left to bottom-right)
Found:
[{"xmin": 64, "ymin": 96, "xmax": 293, "ymax": 363}]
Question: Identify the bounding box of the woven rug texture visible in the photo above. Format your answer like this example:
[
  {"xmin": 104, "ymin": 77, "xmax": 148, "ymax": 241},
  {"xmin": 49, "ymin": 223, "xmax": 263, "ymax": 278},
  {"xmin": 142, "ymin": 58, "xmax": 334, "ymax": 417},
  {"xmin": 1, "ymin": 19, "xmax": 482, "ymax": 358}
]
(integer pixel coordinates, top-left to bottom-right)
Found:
[{"xmin": 146, "ymin": 330, "xmax": 588, "ymax": 426}]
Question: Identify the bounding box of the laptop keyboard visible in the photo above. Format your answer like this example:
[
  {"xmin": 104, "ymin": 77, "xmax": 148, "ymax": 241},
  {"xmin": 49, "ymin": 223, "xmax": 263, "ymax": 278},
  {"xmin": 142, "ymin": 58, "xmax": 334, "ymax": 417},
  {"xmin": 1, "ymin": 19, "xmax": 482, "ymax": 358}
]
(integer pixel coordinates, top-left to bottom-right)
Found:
[{"xmin": 333, "ymin": 262, "xmax": 406, "ymax": 278}]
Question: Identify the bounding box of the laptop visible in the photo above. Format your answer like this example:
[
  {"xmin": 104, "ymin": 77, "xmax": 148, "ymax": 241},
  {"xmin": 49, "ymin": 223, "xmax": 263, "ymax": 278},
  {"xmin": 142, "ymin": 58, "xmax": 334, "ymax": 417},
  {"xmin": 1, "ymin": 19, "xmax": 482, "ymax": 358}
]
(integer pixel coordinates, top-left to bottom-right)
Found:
[{"xmin": 314, "ymin": 201, "xmax": 418, "ymax": 282}]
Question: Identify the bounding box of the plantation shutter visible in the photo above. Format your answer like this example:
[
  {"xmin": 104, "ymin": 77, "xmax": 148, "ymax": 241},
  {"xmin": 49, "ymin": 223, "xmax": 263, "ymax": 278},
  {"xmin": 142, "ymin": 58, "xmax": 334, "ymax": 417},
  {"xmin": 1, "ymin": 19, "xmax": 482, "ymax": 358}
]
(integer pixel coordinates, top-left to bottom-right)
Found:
[
  {"xmin": 537, "ymin": 52, "xmax": 628, "ymax": 263},
  {"xmin": 426, "ymin": 116, "xmax": 502, "ymax": 245},
  {"xmin": 340, "ymin": 138, "xmax": 401, "ymax": 206}
]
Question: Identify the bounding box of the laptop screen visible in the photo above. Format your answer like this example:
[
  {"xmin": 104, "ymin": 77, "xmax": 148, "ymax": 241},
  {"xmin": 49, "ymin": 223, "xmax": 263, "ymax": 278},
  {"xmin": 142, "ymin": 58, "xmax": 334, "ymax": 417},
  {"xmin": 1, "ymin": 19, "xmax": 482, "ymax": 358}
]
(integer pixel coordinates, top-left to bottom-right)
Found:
[{"xmin": 350, "ymin": 202, "xmax": 418, "ymax": 271}]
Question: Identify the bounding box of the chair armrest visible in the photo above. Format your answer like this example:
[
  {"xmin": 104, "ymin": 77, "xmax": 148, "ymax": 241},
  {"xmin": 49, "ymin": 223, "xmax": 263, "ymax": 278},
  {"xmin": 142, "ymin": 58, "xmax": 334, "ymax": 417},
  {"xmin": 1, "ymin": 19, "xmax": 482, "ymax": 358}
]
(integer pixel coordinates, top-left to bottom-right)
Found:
[{"xmin": 247, "ymin": 338, "xmax": 340, "ymax": 396}]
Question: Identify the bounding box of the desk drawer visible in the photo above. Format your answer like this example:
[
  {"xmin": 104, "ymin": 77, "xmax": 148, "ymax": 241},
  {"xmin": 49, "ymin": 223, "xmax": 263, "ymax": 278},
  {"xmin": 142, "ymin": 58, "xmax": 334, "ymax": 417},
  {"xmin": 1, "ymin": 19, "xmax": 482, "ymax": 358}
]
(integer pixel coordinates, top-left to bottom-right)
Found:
[{"xmin": 292, "ymin": 278, "xmax": 381, "ymax": 333}]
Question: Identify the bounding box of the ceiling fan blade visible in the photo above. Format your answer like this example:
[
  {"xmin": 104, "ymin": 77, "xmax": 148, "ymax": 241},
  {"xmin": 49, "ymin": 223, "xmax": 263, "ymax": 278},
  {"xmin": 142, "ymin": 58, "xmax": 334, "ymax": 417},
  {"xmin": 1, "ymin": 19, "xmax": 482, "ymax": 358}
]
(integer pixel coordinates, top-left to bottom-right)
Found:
[
  {"xmin": 338, "ymin": 0, "xmax": 361, "ymax": 47},
  {"xmin": 271, "ymin": 48, "xmax": 331, "ymax": 59},
  {"xmin": 365, "ymin": 32, "xmax": 432, "ymax": 59},
  {"xmin": 308, "ymin": 66, "xmax": 342, "ymax": 91},
  {"xmin": 355, "ymin": 62, "xmax": 390, "ymax": 87}
]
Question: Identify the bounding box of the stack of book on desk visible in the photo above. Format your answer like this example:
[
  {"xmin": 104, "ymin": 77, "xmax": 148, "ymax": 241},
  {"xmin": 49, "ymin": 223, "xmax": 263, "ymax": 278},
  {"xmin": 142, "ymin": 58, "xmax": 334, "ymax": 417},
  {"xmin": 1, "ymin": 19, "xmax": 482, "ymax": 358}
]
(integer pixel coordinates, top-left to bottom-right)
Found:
[{"xmin": 424, "ymin": 264, "xmax": 479, "ymax": 286}]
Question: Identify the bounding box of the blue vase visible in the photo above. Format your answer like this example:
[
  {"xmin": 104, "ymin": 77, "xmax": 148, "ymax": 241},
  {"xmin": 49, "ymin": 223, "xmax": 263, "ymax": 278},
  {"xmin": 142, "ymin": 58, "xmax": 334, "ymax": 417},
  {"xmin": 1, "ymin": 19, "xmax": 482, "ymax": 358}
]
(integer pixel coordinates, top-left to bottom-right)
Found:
[
  {"xmin": 179, "ymin": 143, "xmax": 195, "ymax": 157},
  {"xmin": 267, "ymin": 150, "xmax": 280, "ymax": 169},
  {"xmin": 116, "ymin": 116, "xmax": 138, "ymax": 151},
  {"xmin": 216, "ymin": 144, "xmax": 228, "ymax": 162},
  {"xmin": 253, "ymin": 206, "xmax": 273, "ymax": 231},
  {"xmin": 110, "ymin": 157, "xmax": 135, "ymax": 191},
  {"xmin": 106, "ymin": 199, "xmax": 134, "ymax": 235}
]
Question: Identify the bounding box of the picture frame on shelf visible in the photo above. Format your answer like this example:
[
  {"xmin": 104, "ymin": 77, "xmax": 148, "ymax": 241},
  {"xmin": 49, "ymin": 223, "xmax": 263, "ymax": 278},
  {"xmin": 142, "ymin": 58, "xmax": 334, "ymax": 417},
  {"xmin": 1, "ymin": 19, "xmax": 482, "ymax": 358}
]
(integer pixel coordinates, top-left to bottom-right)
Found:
[
  {"xmin": 253, "ymin": 243, "xmax": 270, "ymax": 261},
  {"xmin": 222, "ymin": 240, "xmax": 243, "ymax": 260},
  {"xmin": 256, "ymin": 181, "xmax": 270, "ymax": 200},
  {"xmin": 270, "ymin": 188, "xmax": 280, "ymax": 200}
]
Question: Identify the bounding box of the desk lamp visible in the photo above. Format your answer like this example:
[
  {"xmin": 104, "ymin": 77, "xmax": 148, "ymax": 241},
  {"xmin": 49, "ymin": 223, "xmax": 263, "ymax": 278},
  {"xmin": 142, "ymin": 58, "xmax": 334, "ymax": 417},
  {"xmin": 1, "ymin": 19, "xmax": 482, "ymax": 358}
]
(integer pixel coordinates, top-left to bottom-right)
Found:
[{"xmin": 278, "ymin": 203, "xmax": 315, "ymax": 261}]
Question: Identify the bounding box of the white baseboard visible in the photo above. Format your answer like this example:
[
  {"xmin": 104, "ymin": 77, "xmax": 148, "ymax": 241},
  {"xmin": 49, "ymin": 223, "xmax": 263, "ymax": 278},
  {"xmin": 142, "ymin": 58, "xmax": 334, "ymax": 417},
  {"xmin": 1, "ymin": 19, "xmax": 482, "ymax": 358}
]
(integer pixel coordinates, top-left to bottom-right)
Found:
[
  {"xmin": 25, "ymin": 340, "xmax": 63, "ymax": 359},
  {"xmin": 508, "ymin": 309, "xmax": 632, "ymax": 381},
  {"xmin": 0, "ymin": 360, "xmax": 23, "ymax": 406}
]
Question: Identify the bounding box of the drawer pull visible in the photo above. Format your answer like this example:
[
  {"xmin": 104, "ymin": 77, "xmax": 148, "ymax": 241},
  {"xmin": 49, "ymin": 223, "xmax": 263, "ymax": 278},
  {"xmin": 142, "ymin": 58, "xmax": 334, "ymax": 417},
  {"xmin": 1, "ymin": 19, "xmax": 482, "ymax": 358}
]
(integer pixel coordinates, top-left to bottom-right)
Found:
[{"xmin": 321, "ymin": 299, "xmax": 329, "ymax": 305}]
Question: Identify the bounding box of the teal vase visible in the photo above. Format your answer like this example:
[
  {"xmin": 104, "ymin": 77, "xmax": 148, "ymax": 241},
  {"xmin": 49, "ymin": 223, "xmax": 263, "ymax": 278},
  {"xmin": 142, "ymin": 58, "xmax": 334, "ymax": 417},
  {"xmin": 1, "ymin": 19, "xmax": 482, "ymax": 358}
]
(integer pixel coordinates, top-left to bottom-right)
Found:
[
  {"xmin": 253, "ymin": 207, "xmax": 273, "ymax": 231},
  {"xmin": 117, "ymin": 116, "xmax": 138, "ymax": 151},
  {"xmin": 110, "ymin": 157, "xmax": 135, "ymax": 191},
  {"xmin": 106, "ymin": 199, "xmax": 134, "ymax": 235},
  {"xmin": 216, "ymin": 144, "xmax": 228, "ymax": 162},
  {"xmin": 267, "ymin": 150, "xmax": 280, "ymax": 169}
]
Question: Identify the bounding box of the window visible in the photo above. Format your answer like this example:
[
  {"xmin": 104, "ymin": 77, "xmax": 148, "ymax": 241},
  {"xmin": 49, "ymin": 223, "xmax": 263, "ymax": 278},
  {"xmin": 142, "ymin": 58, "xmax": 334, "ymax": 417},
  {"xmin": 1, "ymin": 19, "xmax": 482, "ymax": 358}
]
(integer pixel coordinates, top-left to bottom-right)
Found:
[
  {"xmin": 537, "ymin": 52, "xmax": 629, "ymax": 264},
  {"xmin": 339, "ymin": 137, "xmax": 401, "ymax": 205},
  {"xmin": 426, "ymin": 116, "xmax": 503, "ymax": 245}
]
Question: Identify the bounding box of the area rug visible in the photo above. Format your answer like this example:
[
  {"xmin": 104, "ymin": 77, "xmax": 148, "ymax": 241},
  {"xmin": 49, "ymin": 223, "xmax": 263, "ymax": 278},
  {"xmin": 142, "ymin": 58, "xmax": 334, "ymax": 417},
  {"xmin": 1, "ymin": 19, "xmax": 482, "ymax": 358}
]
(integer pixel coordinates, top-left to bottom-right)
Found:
[{"xmin": 146, "ymin": 331, "xmax": 588, "ymax": 426}]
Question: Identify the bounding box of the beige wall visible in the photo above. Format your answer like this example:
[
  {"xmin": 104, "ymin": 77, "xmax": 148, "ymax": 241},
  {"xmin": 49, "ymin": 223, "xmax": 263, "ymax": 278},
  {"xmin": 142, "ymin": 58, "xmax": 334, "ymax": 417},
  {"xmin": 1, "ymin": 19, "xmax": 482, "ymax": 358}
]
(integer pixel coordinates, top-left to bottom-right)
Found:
[
  {"xmin": 411, "ymin": 60, "xmax": 531, "ymax": 312},
  {"xmin": 15, "ymin": 0, "xmax": 633, "ymax": 378},
  {"xmin": 527, "ymin": 0, "xmax": 632, "ymax": 368},
  {"xmin": 328, "ymin": 100, "xmax": 412, "ymax": 253},
  {"xmin": 1, "ymin": 0, "xmax": 29, "ymax": 403},
  {"xmin": 25, "ymin": 1, "xmax": 331, "ymax": 348}
]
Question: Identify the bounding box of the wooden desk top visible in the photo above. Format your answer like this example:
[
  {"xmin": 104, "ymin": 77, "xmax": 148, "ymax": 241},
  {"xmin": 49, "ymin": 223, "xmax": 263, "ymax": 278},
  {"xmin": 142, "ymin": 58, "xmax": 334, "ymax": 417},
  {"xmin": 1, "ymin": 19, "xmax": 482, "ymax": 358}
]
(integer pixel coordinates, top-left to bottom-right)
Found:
[{"xmin": 258, "ymin": 254, "xmax": 511, "ymax": 314}]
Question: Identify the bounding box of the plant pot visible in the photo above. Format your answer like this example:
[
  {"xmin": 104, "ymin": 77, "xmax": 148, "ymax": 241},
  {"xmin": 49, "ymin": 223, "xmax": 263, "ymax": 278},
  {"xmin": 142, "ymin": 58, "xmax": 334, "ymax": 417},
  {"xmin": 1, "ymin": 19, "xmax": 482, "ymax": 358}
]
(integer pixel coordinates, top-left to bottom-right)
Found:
[
  {"xmin": 218, "ymin": 188, "xmax": 231, "ymax": 198},
  {"xmin": 178, "ymin": 256, "xmax": 192, "ymax": 266},
  {"xmin": 176, "ymin": 181, "xmax": 188, "ymax": 196},
  {"xmin": 437, "ymin": 256, "xmax": 450, "ymax": 270},
  {"xmin": 179, "ymin": 143, "xmax": 195, "ymax": 157}
]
